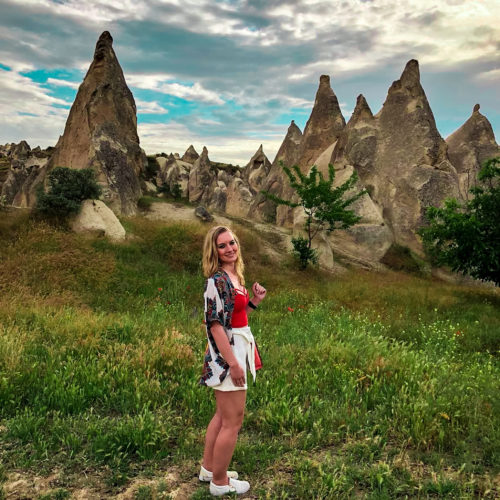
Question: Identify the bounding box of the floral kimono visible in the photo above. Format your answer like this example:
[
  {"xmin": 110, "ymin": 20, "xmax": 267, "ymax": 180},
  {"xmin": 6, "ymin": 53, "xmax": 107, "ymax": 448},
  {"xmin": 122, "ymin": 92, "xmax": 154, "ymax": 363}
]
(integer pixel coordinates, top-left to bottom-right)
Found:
[{"xmin": 199, "ymin": 270, "xmax": 236, "ymax": 386}]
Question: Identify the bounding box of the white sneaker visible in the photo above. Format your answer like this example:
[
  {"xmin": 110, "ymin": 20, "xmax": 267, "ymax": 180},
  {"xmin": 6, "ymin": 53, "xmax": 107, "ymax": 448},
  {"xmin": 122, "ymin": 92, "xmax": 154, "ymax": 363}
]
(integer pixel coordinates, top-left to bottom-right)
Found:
[
  {"xmin": 209, "ymin": 478, "xmax": 250, "ymax": 496},
  {"xmin": 199, "ymin": 465, "xmax": 239, "ymax": 482}
]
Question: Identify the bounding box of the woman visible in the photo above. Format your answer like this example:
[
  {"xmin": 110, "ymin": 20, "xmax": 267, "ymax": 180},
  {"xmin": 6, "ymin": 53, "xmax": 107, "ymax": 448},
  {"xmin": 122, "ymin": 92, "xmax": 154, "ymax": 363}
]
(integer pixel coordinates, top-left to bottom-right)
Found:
[{"xmin": 199, "ymin": 225, "xmax": 267, "ymax": 496}]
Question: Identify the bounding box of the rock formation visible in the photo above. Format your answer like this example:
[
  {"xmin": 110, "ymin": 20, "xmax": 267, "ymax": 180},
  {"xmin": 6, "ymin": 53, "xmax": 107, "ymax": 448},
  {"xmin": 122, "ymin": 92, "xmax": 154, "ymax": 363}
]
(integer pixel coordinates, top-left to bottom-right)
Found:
[
  {"xmin": 71, "ymin": 199, "xmax": 126, "ymax": 241},
  {"xmin": 181, "ymin": 145, "xmax": 200, "ymax": 164},
  {"xmin": 226, "ymin": 145, "xmax": 271, "ymax": 217},
  {"xmin": 188, "ymin": 146, "xmax": 213, "ymax": 204},
  {"xmin": 446, "ymin": 104, "xmax": 500, "ymax": 197},
  {"xmin": 1, "ymin": 142, "xmax": 51, "ymax": 206},
  {"xmin": 187, "ymin": 147, "xmax": 227, "ymax": 211},
  {"xmin": 298, "ymin": 74, "xmax": 345, "ymax": 169},
  {"xmin": 330, "ymin": 94, "xmax": 377, "ymax": 178},
  {"xmin": 249, "ymin": 120, "xmax": 303, "ymax": 223},
  {"xmin": 46, "ymin": 31, "xmax": 145, "ymax": 214},
  {"xmin": 242, "ymin": 145, "xmax": 272, "ymax": 194},
  {"xmin": 157, "ymin": 155, "xmax": 193, "ymax": 198},
  {"xmin": 330, "ymin": 60, "xmax": 461, "ymax": 251},
  {"xmin": 251, "ymin": 75, "xmax": 346, "ymax": 226}
]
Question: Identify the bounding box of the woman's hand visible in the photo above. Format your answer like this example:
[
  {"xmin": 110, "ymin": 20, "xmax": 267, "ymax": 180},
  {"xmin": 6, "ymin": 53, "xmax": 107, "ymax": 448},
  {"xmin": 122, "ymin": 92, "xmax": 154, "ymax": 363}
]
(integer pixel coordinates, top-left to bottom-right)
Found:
[
  {"xmin": 229, "ymin": 362, "xmax": 246, "ymax": 387},
  {"xmin": 251, "ymin": 282, "xmax": 267, "ymax": 305}
]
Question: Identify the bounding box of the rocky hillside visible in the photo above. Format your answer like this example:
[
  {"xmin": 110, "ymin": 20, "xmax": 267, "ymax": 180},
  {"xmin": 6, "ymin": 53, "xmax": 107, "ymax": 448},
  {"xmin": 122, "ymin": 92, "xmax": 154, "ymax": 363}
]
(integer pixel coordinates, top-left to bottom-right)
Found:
[{"xmin": 1, "ymin": 32, "xmax": 498, "ymax": 269}]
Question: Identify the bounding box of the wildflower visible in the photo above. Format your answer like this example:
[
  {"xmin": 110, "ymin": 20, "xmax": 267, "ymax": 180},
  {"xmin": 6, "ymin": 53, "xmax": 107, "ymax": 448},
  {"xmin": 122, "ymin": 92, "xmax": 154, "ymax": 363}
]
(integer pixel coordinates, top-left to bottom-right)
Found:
[
  {"xmin": 287, "ymin": 307, "xmax": 294, "ymax": 312},
  {"xmin": 455, "ymin": 330, "xmax": 462, "ymax": 336},
  {"xmin": 167, "ymin": 301, "xmax": 171, "ymax": 305},
  {"xmin": 158, "ymin": 287, "xmax": 163, "ymax": 291}
]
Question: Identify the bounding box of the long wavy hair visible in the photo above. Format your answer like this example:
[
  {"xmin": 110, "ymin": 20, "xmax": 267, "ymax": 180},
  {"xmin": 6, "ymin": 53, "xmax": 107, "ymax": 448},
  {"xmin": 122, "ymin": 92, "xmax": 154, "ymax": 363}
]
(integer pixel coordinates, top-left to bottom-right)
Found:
[{"xmin": 202, "ymin": 225, "xmax": 245, "ymax": 285}]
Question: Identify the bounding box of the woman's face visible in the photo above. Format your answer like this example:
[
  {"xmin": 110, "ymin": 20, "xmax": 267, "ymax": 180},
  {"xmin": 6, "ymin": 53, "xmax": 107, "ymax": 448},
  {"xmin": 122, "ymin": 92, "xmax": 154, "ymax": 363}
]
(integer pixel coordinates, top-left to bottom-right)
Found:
[{"xmin": 216, "ymin": 231, "xmax": 238, "ymax": 266}]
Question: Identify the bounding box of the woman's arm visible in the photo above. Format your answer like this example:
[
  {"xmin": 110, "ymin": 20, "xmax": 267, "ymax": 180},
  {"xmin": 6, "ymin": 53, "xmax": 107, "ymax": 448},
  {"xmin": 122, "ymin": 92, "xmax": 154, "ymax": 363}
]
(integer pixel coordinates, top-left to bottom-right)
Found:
[
  {"xmin": 246, "ymin": 282, "xmax": 267, "ymax": 314},
  {"xmin": 210, "ymin": 321, "xmax": 245, "ymax": 385}
]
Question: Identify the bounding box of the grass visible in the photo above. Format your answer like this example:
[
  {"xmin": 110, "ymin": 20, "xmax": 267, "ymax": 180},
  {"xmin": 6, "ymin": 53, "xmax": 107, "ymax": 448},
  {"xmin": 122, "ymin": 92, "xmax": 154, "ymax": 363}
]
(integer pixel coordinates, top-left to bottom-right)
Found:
[{"xmin": 0, "ymin": 214, "xmax": 498, "ymax": 498}]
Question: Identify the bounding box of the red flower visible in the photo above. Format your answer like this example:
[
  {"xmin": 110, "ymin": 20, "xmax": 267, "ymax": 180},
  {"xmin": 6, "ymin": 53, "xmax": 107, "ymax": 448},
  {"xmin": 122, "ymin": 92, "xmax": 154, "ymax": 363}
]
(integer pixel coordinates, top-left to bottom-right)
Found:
[
  {"xmin": 167, "ymin": 301, "xmax": 171, "ymax": 305},
  {"xmin": 287, "ymin": 307, "xmax": 294, "ymax": 312},
  {"xmin": 158, "ymin": 287, "xmax": 163, "ymax": 291},
  {"xmin": 455, "ymin": 330, "xmax": 462, "ymax": 336}
]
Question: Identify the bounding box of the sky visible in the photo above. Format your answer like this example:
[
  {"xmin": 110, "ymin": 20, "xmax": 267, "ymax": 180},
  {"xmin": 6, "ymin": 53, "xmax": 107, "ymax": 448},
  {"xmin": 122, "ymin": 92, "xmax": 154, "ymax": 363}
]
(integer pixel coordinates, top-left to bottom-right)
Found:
[{"xmin": 0, "ymin": 0, "xmax": 499, "ymax": 166}]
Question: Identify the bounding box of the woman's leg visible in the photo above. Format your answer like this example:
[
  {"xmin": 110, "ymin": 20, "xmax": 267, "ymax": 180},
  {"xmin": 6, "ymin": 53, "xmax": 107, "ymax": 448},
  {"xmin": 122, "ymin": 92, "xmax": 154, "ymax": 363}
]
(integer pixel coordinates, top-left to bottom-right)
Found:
[
  {"xmin": 211, "ymin": 390, "xmax": 247, "ymax": 485},
  {"xmin": 202, "ymin": 408, "xmax": 222, "ymax": 471}
]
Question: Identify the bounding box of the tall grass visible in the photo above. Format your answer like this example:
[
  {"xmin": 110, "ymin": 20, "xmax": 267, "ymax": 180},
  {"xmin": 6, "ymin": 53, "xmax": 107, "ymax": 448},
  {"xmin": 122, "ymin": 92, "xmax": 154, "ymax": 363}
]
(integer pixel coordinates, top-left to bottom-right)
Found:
[{"xmin": 0, "ymin": 214, "xmax": 498, "ymax": 498}]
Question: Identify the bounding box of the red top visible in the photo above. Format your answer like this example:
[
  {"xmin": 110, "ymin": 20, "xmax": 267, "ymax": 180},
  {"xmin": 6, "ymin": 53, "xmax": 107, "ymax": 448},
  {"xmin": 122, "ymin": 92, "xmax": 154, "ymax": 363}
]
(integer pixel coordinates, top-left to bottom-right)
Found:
[{"xmin": 231, "ymin": 289, "xmax": 249, "ymax": 327}]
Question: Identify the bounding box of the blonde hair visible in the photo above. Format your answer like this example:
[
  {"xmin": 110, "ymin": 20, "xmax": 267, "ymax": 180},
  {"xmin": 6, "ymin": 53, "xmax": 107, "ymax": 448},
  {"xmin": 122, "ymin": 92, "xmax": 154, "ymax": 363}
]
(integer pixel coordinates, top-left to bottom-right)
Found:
[{"xmin": 202, "ymin": 225, "xmax": 245, "ymax": 285}]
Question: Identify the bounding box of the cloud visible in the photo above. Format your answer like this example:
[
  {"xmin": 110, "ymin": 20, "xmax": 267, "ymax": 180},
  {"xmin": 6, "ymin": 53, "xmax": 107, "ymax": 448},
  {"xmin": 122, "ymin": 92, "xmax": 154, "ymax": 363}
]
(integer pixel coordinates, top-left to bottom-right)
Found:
[
  {"xmin": 127, "ymin": 73, "xmax": 224, "ymax": 105},
  {"xmin": 0, "ymin": 68, "xmax": 70, "ymax": 147},
  {"xmin": 47, "ymin": 77, "xmax": 80, "ymax": 89},
  {"xmin": 156, "ymin": 82, "xmax": 224, "ymax": 105},
  {"xmin": 0, "ymin": 0, "xmax": 498, "ymax": 162},
  {"xmin": 135, "ymin": 99, "xmax": 169, "ymax": 114},
  {"xmin": 138, "ymin": 122, "xmax": 282, "ymax": 166},
  {"xmin": 475, "ymin": 68, "xmax": 500, "ymax": 83}
]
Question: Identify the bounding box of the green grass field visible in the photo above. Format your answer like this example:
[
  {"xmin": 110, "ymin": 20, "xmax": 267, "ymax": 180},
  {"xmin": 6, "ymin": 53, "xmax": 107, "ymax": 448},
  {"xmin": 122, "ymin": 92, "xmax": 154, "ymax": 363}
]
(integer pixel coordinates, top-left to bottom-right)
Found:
[{"xmin": 0, "ymin": 211, "xmax": 499, "ymax": 499}]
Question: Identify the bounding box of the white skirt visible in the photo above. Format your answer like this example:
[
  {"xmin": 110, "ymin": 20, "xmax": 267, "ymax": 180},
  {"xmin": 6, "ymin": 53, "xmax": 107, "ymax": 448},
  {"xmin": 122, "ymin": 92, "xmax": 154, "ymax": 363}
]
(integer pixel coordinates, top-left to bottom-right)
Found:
[{"xmin": 212, "ymin": 326, "xmax": 256, "ymax": 392}]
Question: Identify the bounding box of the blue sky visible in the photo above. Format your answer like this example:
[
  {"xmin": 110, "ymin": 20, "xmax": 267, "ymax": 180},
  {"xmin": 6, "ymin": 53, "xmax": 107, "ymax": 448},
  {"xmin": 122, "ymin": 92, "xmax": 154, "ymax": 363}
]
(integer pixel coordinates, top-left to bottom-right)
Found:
[{"xmin": 0, "ymin": 0, "xmax": 498, "ymax": 165}]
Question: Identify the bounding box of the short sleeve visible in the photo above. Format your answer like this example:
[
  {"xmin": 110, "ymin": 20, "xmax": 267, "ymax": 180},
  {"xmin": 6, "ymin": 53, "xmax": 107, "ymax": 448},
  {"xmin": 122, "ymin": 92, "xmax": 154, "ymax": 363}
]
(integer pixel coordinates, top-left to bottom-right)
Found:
[{"xmin": 204, "ymin": 277, "xmax": 224, "ymax": 325}]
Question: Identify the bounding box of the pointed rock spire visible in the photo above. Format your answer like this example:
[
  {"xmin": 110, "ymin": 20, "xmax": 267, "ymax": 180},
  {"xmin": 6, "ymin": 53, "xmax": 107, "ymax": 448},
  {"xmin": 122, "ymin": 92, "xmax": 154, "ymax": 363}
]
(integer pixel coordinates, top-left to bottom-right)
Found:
[
  {"xmin": 47, "ymin": 30, "xmax": 145, "ymax": 215},
  {"xmin": 182, "ymin": 144, "xmax": 199, "ymax": 163},
  {"xmin": 298, "ymin": 75, "xmax": 345, "ymax": 168},
  {"xmin": 348, "ymin": 94, "xmax": 373, "ymax": 126},
  {"xmin": 243, "ymin": 144, "xmax": 271, "ymax": 194},
  {"xmin": 188, "ymin": 146, "xmax": 213, "ymax": 204},
  {"xmin": 400, "ymin": 59, "xmax": 420, "ymax": 88},
  {"xmin": 446, "ymin": 104, "xmax": 499, "ymax": 179},
  {"xmin": 248, "ymin": 121, "xmax": 302, "ymax": 223},
  {"xmin": 377, "ymin": 59, "xmax": 446, "ymax": 167},
  {"xmin": 330, "ymin": 94, "xmax": 377, "ymax": 172},
  {"xmin": 272, "ymin": 120, "xmax": 303, "ymax": 168},
  {"xmin": 367, "ymin": 59, "xmax": 460, "ymax": 249}
]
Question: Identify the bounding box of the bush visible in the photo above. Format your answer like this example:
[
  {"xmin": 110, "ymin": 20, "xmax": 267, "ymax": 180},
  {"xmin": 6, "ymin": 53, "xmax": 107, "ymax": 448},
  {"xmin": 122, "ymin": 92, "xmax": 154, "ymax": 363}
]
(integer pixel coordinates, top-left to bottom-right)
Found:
[
  {"xmin": 171, "ymin": 183, "xmax": 182, "ymax": 199},
  {"xmin": 419, "ymin": 157, "xmax": 500, "ymax": 285},
  {"xmin": 35, "ymin": 167, "xmax": 101, "ymax": 219},
  {"xmin": 262, "ymin": 163, "xmax": 366, "ymax": 269},
  {"xmin": 158, "ymin": 182, "xmax": 182, "ymax": 200},
  {"xmin": 137, "ymin": 197, "xmax": 153, "ymax": 211},
  {"xmin": 144, "ymin": 156, "xmax": 159, "ymax": 180},
  {"xmin": 292, "ymin": 236, "xmax": 318, "ymax": 270}
]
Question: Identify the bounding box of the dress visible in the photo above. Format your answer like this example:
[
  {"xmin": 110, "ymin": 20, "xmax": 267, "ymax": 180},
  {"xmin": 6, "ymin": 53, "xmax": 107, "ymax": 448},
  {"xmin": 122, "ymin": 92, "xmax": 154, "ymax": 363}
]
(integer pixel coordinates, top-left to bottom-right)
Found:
[{"xmin": 199, "ymin": 270, "xmax": 256, "ymax": 389}]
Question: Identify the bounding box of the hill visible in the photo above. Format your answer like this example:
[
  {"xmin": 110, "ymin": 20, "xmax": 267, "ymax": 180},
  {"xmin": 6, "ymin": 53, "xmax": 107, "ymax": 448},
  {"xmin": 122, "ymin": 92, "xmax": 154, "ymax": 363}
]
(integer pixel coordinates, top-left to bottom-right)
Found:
[{"xmin": 0, "ymin": 211, "xmax": 499, "ymax": 498}]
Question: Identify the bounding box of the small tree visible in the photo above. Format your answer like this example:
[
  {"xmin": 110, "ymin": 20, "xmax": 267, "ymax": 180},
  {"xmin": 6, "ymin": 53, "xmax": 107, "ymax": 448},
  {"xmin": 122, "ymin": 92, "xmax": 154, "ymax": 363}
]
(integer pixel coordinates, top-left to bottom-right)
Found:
[
  {"xmin": 171, "ymin": 182, "xmax": 182, "ymax": 199},
  {"xmin": 36, "ymin": 167, "xmax": 102, "ymax": 219},
  {"xmin": 418, "ymin": 157, "xmax": 500, "ymax": 285},
  {"xmin": 262, "ymin": 163, "xmax": 366, "ymax": 269}
]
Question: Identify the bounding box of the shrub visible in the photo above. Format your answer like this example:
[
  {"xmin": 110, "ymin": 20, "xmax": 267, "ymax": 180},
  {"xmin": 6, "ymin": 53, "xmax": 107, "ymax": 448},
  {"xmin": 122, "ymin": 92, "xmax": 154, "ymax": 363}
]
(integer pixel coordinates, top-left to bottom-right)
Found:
[
  {"xmin": 292, "ymin": 236, "xmax": 318, "ymax": 270},
  {"xmin": 171, "ymin": 182, "xmax": 182, "ymax": 199},
  {"xmin": 263, "ymin": 163, "xmax": 366, "ymax": 269},
  {"xmin": 144, "ymin": 156, "xmax": 159, "ymax": 180},
  {"xmin": 419, "ymin": 157, "xmax": 500, "ymax": 285},
  {"xmin": 35, "ymin": 167, "xmax": 101, "ymax": 219},
  {"xmin": 137, "ymin": 196, "xmax": 153, "ymax": 211}
]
